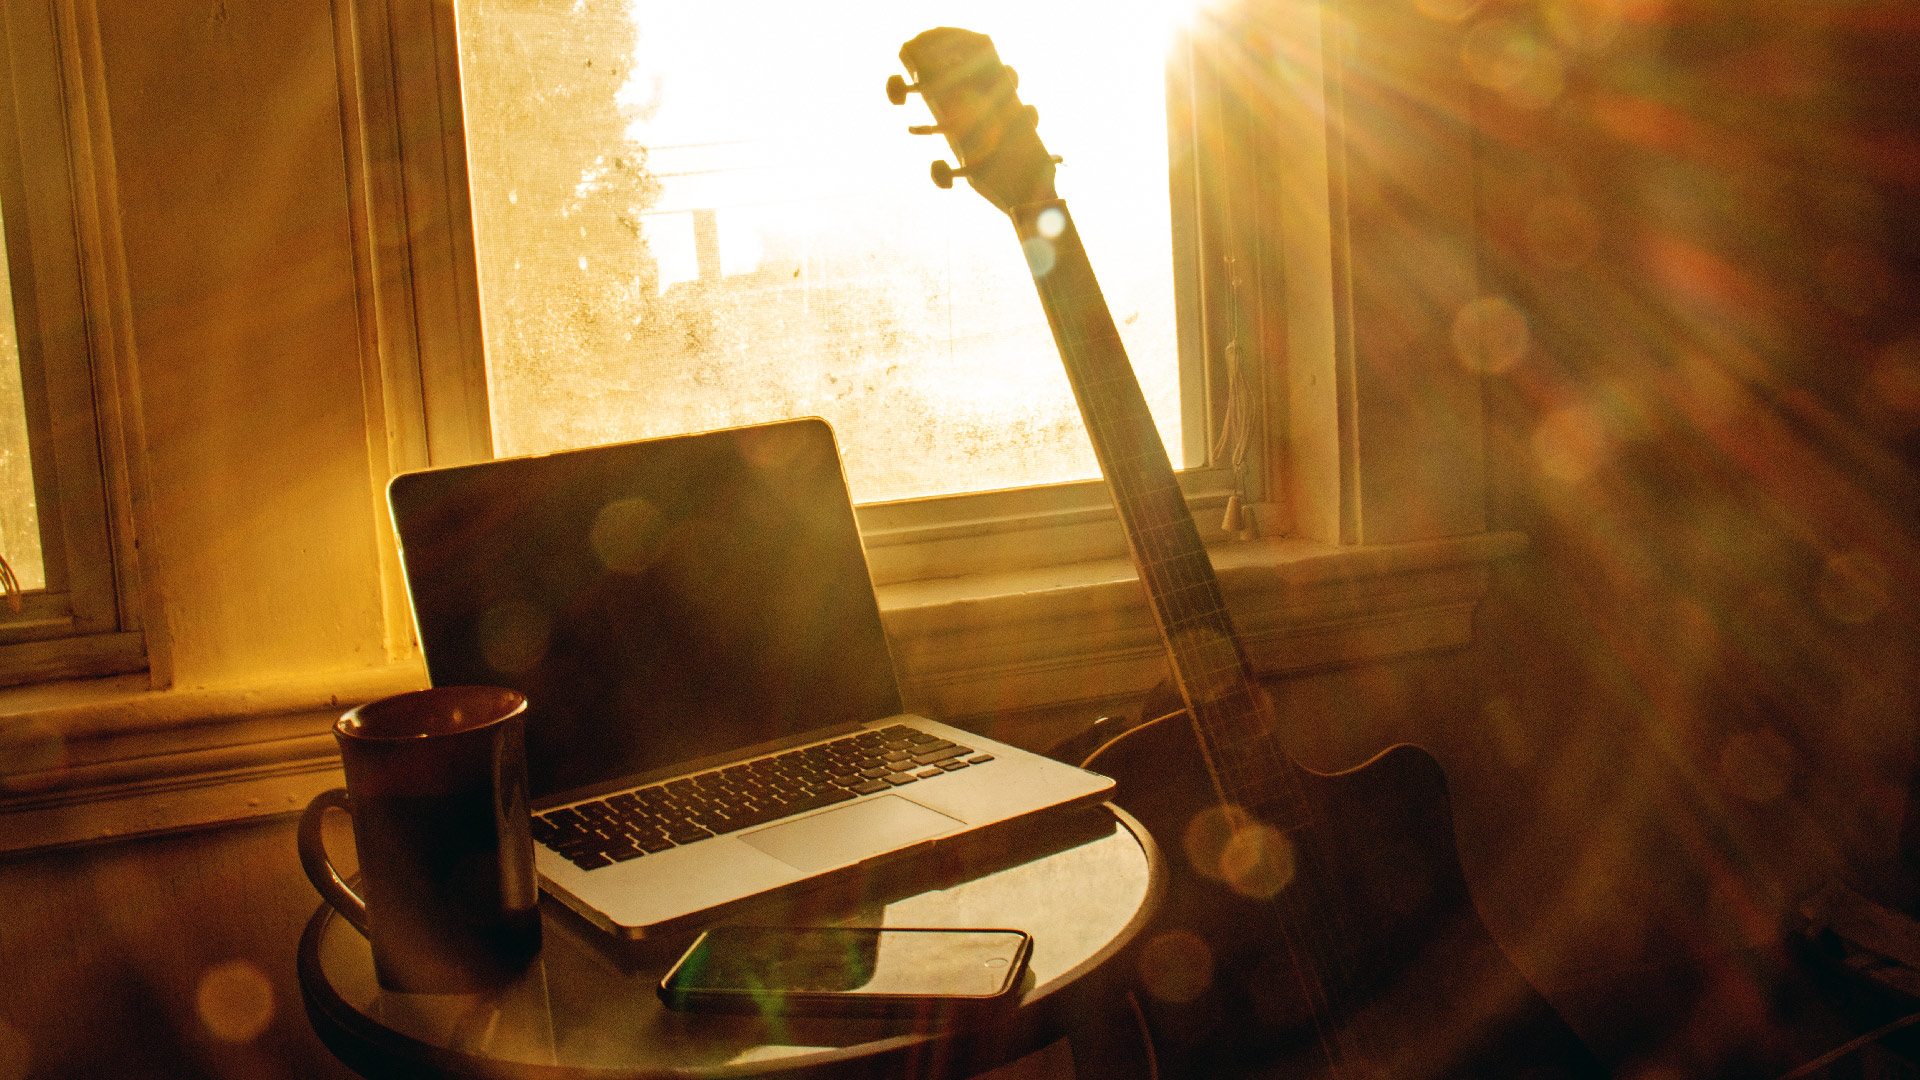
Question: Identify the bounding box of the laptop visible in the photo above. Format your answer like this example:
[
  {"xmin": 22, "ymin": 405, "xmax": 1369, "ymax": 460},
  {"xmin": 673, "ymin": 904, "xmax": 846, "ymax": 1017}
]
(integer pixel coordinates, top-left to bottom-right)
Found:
[{"xmin": 387, "ymin": 417, "xmax": 1114, "ymax": 941}]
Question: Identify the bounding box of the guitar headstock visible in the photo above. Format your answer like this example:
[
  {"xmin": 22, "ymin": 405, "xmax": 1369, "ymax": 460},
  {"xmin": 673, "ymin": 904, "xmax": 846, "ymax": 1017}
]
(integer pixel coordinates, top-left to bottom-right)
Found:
[{"xmin": 889, "ymin": 28, "xmax": 1059, "ymax": 212}]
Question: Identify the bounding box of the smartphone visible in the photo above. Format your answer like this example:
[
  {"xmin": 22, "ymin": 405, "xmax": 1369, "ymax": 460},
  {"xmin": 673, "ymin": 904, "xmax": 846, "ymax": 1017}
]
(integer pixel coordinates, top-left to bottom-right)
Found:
[{"xmin": 658, "ymin": 926, "xmax": 1033, "ymax": 1017}]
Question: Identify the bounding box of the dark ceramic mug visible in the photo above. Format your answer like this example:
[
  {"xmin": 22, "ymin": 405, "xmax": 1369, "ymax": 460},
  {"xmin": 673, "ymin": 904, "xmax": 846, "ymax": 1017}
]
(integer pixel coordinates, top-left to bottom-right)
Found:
[{"xmin": 299, "ymin": 686, "xmax": 541, "ymax": 992}]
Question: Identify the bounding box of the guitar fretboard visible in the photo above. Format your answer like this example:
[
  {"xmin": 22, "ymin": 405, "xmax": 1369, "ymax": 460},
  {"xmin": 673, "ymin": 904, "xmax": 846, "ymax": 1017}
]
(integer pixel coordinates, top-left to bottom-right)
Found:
[{"xmin": 1012, "ymin": 201, "xmax": 1305, "ymax": 825}]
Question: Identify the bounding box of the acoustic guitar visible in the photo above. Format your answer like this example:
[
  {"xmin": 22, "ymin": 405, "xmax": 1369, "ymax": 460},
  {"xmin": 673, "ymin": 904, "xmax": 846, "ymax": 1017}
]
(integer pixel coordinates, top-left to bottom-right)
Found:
[{"xmin": 890, "ymin": 28, "xmax": 1606, "ymax": 1080}]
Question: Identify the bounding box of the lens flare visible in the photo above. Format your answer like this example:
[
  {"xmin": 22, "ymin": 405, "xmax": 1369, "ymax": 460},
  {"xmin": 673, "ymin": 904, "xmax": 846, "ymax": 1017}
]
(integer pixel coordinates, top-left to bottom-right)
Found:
[
  {"xmin": 1183, "ymin": 804, "xmax": 1296, "ymax": 898},
  {"xmin": 1220, "ymin": 821, "xmax": 1296, "ymax": 899},
  {"xmin": 1544, "ymin": 0, "xmax": 1625, "ymax": 52},
  {"xmin": 1533, "ymin": 404, "xmax": 1611, "ymax": 484},
  {"xmin": 1452, "ymin": 295, "xmax": 1531, "ymax": 374},
  {"xmin": 1021, "ymin": 237, "xmax": 1056, "ymax": 278},
  {"xmin": 1138, "ymin": 929, "xmax": 1213, "ymax": 1004},
  {"xmin": 1183, "ymin": 803, "xmax": 1252, "ymax": 880},
  {"xmin": 590, "ymin": 496, "xmax": 666, "ymax": 573},
  {"xmin": 478, "ymin": 601, "xmax": 553, "ymax": 675},
  {"xmin": 196, "ymin": 960, "xmax": 275, "ymax": 1044},
  {"xmin": 1462, "ymin": 19, "xmax": 1565, "ymax": 108},
  {"xmin": 1462, "ymin": 19, "xmax": 1534, "ymax": 91}
]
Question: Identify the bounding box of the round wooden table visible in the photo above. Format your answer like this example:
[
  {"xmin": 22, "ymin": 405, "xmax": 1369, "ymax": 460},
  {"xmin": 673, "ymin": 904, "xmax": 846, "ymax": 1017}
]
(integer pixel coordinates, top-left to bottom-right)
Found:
[{"xmin": 299, "ymin": 805, "xmax": 1163, "ymax": 1079}]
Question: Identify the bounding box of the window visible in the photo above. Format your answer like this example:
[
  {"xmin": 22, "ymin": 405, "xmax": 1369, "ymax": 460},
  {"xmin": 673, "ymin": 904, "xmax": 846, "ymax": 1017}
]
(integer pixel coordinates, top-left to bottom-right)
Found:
[
  {"xmin": 0, "ymin": 0, "xmax": 144, "ymax": 686},
  {"xmin": 454, "ymin": 0, "xmax": 1224, "ymax": 513},
  {"xmin": 0, "ymin": 0, "xmax": 1502, "ymax": 854},
  {"xmin": 356, "ymin": 0, "xmax": 1496, "ymax": 719}
]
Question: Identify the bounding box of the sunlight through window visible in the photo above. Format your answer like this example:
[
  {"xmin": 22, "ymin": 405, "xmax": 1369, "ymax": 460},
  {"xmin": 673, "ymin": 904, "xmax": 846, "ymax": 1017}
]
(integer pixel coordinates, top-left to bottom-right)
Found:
[
  {"xmin": 459, "ymin": 0, "xmax": 1187, "ymax": 502},
  {"xmin": 0, "ymin": 193, "xmax": 40, "ymax": 590}
]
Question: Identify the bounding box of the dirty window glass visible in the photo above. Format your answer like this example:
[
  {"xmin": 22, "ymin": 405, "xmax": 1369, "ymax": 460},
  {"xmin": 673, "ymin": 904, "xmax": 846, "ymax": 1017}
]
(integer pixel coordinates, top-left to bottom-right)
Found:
[
  {"xmin": 0, "ymin": 194, "xmax": 39, "ymax": 589},
  {"xmin": 458, "ymin": 0, "xmax": 1183, "ymax": 503}
]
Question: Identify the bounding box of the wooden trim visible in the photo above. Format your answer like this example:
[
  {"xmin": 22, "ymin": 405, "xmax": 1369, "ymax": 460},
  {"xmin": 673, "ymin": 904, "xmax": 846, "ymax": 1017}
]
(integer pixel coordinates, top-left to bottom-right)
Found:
[
  {"xmin": 385, "ymin": 0, "xmax": 490, "ymax": 467},
  {"xmin": 0, "ymin": 662, "xmax": 426, "ymax": 745},
  {"xmin": 6, "ymin": 728, "xmax": 337, "ymax": 802},
  {"xmin": 331, "ymin": 0, "xmax": 431, "ymax": 663},
  {"xmin": 0, "ymin": 0, "xmax": 149, "ymax": 682},
  {"xmin": 0, "ymin": 0, "xmax": 77, "ymax": 604},
  {"xmin": 28, "ymin": 0, "xmax": 110, "ymax": 636},
  {"xmin": 855, "ymin": 468, "xmax": 1239, "ymax": 585},
  {"xmin": 1188, "ymin": 7, "xmax": 1279, "ymax": 516},
  {"xmin": 0, "ymin": 662, "xmax": 427, "ymax": 855},
  {"xmin": 329, "ymin": 0, "xmax": 492, "ymax": 477},
  {"xmin": 0, "ymin": 536, "xmax": 1522, "ymax": 857},
  {"xmin": 0, "ymin": 753, "xmax": 344, "ymax": 858},
  {"xmin": 0, "ymin": 628, "xmax": 141, "ymax": 687},
  {"xmin": 1333, "ymin": 0, "xmax": 1488, "ymax": 543},
  {"xmin": 1167, "ymin": 31, "xmax": 1209, "ymax": 470},
  {"xmin": 882, "ymin": 531, "xmax": 1523, "ymax": 720},
  {"xmin": 51, "ymin": 0, "xmax": 149, "ymax": 649},
  {"xmin": 1322, "ymin": 0, "xmax": 1363, "ymax": 548}
]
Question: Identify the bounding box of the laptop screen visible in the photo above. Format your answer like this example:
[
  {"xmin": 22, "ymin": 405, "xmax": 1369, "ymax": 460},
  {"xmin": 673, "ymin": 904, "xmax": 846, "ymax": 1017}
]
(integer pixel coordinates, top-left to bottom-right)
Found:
[{"xmin": 388, "ymin": 419, "xmax": 903, "ymax": 802}]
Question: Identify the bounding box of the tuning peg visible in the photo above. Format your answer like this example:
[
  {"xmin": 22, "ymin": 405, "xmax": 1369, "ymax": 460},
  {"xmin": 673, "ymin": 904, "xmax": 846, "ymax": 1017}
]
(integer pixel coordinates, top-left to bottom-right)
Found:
[
  {"xmin": 886, "ymin": 74, "xmax": 918, "ymax": 105},
  {"xmin": 1024, "ymin": 104, "xmax": 1039, "ymax": 129},
  {"xmin": 930, "ymin": 160, "xmax": 970, "ymax": 189},
  {"xmin": 907, "ymin": 124, "xmax": 941, "ymax": 136}
]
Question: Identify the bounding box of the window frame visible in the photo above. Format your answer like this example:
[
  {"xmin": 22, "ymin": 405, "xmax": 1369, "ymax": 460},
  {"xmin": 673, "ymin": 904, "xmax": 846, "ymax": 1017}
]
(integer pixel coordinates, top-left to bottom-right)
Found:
[
  {"xmin": 0, "ymin": 0, "xmax": 146, "ymax": 687},
  {"xmin": 341, "ymin": 0, "xmax": 1500, "ymax": 633},
  {"xmin": 415, "ymin": 0, "xmax": 1265, "ymax": 563},
  {"xmin": 353, "ymin": 0, "xmax": 1500, "ymax": 691}
]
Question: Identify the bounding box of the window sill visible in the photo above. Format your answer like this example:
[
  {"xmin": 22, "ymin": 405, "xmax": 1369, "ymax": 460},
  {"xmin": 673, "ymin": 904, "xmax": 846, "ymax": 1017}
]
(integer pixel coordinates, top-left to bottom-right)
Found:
[
  {"xmin": 880, "ymin": 530, "xmax": 1526, "ymax": 719},
  {"xmin": 0, "ymin": 530, "xmax": 1523, "ymax": 857},
  {"xmin": 0, "ymin": 664, "xmax": 429, "ymax": 856}
]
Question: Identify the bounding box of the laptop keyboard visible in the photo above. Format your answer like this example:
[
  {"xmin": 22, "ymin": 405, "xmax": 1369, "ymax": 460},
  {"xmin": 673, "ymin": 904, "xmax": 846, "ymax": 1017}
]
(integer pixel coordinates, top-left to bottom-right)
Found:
[{"xmin": 530, "ymin": 724, "xmax": 997, "ymax": 870}]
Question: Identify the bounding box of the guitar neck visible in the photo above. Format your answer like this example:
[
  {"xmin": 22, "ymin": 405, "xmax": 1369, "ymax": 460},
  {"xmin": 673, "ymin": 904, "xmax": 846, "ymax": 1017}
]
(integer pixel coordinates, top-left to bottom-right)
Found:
[{"xmin": 1010, "ymin": 200, "xmax": 1298, "ymax": 818}]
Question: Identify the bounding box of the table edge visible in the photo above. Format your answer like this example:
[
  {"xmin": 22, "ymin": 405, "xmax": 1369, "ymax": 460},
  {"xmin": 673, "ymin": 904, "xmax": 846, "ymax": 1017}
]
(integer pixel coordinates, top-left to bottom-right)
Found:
[{"xmin": 297, "ymin": 802, "xmax": 1165, "ymax": 1080}]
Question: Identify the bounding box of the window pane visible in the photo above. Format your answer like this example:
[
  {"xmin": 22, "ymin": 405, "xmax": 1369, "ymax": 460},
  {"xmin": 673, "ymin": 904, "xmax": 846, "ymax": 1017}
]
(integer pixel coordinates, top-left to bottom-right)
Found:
[
  {"xmin": 0, "ymin": 193, "xmax": 39, "ymax": 589},
  {"xmin": 459, "ymin": 0, "xmax": 1183, "ymax": 503}
]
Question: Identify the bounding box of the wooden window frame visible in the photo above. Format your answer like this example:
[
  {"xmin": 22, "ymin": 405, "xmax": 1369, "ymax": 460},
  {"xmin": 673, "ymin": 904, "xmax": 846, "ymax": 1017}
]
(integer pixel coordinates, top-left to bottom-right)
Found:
[
  {"xmin": 361, "ymin": 0, "xmax": 1504, "ymax": 702},
  {"xmin": 0, "ymin": 0, "xmax": 146, "ymax": 687},
  {"xmin": 376, "ymin": 0, "xmax": 1251, "ymax": 541}
]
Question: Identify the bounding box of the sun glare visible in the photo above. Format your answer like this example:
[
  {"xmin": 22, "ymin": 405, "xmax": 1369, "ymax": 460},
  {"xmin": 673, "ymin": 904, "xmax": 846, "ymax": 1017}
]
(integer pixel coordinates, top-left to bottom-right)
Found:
[
  {"xmin": 469, "ymin": 0, "xmax": 1187, "ymax": 500},
  {"xmin": 621, "ymin": 0, "xmax": 1182, "ymax": 290}
]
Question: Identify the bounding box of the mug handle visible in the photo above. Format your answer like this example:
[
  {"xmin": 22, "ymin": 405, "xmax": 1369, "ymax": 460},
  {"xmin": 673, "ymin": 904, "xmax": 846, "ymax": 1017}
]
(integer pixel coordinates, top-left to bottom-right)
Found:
[{"xmin": 298, "ymin": 787, "xmax": 371, "ymax": 938}]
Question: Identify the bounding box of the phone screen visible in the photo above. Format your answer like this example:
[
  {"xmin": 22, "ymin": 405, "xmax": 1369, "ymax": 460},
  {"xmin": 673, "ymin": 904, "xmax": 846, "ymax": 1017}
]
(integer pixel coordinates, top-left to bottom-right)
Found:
[{"xmin": 659, "ymin": 927, "xmax": 1031, "ymax": 1012}]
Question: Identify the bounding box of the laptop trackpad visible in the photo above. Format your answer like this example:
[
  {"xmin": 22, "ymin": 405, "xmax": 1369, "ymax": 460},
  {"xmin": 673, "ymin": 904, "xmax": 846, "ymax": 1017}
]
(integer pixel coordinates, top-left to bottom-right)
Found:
[{"xmin": 740, "ymin": 795, "xmax": 963, "ymax": 874}]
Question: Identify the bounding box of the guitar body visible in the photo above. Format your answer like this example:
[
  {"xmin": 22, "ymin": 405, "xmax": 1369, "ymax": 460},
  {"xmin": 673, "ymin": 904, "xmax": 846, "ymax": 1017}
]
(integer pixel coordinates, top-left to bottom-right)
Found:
[{"xmin": 1084, "ymin": 712, "xmax": 1605, "ymax": 1080}]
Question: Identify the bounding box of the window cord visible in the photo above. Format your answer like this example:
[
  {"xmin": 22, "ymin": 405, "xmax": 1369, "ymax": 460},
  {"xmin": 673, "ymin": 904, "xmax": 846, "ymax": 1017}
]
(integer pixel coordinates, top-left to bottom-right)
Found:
[
  {"xmin": 0, "ymin": 553, "xmax": 19, "ymax": 612},
  {"xmin": 1211, "ymin": 256, "xmax": 1253, "ymax": 535}
]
